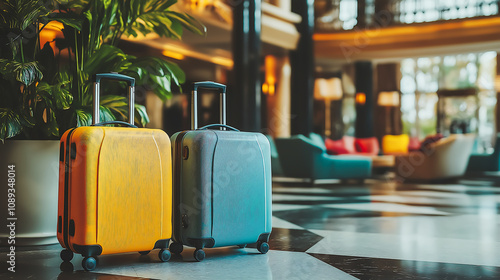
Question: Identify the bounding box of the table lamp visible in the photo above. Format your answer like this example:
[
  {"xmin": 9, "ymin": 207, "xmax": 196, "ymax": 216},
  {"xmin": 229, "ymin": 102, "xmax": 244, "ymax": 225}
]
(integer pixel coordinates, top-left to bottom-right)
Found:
[
  {"xmin": 378, "ymin": 91, "xmax": 400, "ymax": 135},
  {"xmin": 315, "ymin": 78, "xmax": 343, "ymax": 137}
]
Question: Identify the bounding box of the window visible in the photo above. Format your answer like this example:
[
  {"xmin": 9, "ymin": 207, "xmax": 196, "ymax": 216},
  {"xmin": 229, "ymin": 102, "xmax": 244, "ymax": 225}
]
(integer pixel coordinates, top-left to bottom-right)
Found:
[
  {"xmin": 400, "ymin": 51, "xmax": 497, "ymax": 150},
  {"xmin": 396, "ymin": 0, "xmax": 499, "ymax": 24}
]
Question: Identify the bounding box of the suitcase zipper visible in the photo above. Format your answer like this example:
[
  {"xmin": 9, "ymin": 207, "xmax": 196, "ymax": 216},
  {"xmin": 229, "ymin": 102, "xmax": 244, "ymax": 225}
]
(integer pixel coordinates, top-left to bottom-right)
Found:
[{"xmin": 63, "ymin": 129, "xmax": 76, "ymax": 249}]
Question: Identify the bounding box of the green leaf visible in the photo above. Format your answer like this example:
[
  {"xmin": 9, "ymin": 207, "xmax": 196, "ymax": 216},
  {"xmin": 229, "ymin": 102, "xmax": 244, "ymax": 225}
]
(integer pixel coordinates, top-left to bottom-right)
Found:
[
  {"xmin": 0, "ymin": 108, "xmax": 24, "ymax": 142},
  {"xmin": 76, "ymin": 108, "xmax": 91, "ymax": 127},
  {"xmin": 75, "ymin": 105, "xmax": 115, "ymax": 126},
  {"xmin": 84, "ymin": 45, "xmax": 129, "ymax": 75},
  {"xmin": 97, "ymin": 95, "xmax": 149, "ymax": 126},
  {"xmin": 152, "ymin": 75, "xmax": 171, "ymax": 99},
  {"xmin": 157, "ymin": 0, "xmax": 178, "ymax": 11},
  {"xmin": 134, "ymin": 103, "xmax": 149, "ymax": 127},
  {"xmin": 37, "ymin": 81, "xmax": 73, "ymax": 110},
  {"xmin": 99, "ymin": 105, "xmax": 115, "ymax": 123},
  {"xmin": 122, "ymin": 1, "xmax": 205, "ymax": 39},
  {"xmin": 44, "ymin": 108, "xmax": 59, "ymax": 137},
  {"xmin": 166, "ymin": 11, "xmax": 205, "ymax": 36},
  {"xmin": 163, "ymin": 60, "xmax": 185, "ymax": 85},
  {"xmin": 0, "ymin": 60, "xmax": 43, "ymax": 86},
  {"xmin": 0, "ymin": 0, "xmax": 50, "ymax": 30},
  {"xmin": 47, "ymin": 13, "xmax": 83, "ymax": 30},
  {"xmin": 100, "ymin": 95, "xmax": 128, "ymax": 120}
]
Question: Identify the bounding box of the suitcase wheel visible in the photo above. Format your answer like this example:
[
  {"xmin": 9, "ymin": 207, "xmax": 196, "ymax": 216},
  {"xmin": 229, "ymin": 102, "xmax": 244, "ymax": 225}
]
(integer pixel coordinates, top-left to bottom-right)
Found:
[
  {"xmin": 158, "ymin": 249, "xmax": 171, "ymax": 262},
  {"xmin": 59, "ymin": 260, "xmax": 74, "ymax": 272},
  {"xmin": 138, "ymin": 251, "xmax": 150, "ymax": 256},
  {"xmin": 60, "ymin": 249, "xmax": 74, "ymax": 262},
  {"xmin": 194, "ymin": 249, "xmax": 205, "ymax": 262},
  {"xmin": 169, "ymin": 242, "xmax": 184, "ymax": 255},
  {"xmin": 257, "ymin": 242, "xmax": 269, "ymax": 254},
  {"xmin": 82, "ymin": 256, "xmax": 97, "ymax": 271}
]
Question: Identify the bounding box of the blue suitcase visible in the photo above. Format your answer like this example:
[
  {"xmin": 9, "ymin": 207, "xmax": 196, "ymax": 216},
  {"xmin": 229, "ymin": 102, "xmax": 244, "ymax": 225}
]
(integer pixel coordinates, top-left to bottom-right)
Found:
[{"xmin": 170, "ymin": 82, "xmax": 272, "ymax": 261}]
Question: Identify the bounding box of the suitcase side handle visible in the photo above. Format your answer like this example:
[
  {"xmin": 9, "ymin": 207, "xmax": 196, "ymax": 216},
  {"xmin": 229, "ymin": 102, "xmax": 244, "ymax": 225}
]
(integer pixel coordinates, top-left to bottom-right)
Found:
[
  {"xmin": 92, "ymin": 73, "xmax": 135, "ymax": 126},
  {"xmin": 192, "ymin": 81, "xmax": 226, "ymax": 130},
  {"xmin": 197, "ymin": 124, "xmax": 239, "ymax": 132}
]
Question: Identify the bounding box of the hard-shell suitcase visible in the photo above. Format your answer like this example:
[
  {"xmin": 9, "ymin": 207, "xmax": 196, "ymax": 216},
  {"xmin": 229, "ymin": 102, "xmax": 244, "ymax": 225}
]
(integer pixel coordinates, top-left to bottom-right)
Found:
[
  {"xmin": 170, "ymin": 82, "xmax": 272, "ymax": 261},
  {"xmin": 57, "ymin": 73, "xmax": 173, "ymax": 271}
]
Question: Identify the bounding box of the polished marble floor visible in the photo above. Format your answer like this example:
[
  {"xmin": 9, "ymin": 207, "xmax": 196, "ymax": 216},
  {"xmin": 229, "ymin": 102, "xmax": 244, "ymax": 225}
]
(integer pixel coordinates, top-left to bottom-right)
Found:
[{"xmin": 2, "ymin": 174, "xmax": 500, "ymax": 279}]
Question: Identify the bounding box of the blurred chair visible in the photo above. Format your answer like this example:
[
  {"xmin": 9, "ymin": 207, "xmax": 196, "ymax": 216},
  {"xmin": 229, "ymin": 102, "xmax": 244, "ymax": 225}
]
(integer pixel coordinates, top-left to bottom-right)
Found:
[
  {"xmin": 395, "ymin": 134, "xmax": 475, "ymax": 181},
  {"xmin": 265, "ymin": 135, "xmax": 284, "ymax": 176},
  {"xmin": 275, "ymin": 134, "xmax": 372, "ymax": 182},
  {"xmin": 382, "ymin": 134, "xmax": 410, "ymax": 155},
  {"xmin": 466, "ymin": 134, "xmax": 500, "ymax": 172}
]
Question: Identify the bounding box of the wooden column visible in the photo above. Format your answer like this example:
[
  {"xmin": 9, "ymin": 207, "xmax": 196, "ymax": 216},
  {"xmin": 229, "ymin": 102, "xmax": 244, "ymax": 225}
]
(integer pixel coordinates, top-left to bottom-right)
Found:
[
  {"xmin": 290, "ymin": 0, "xmax": 315, "ymax": 136},
  {"xmin": 356, "ymin": 0, "xmax": 367, "ymax": 28},
  {"xmin": 354, "ymin": 61, "xmax": 374, "ymax": 138},
  {"xmin": 266, "ymin": 56, "xmax": 292, "ymax": 138},
  {"xmin": 232, "ymin": 0, "xmax": 262, "ymax": 132},
  {"xmin": 374, "ymin": 0, "xmax": 394, "ymax": 26}
]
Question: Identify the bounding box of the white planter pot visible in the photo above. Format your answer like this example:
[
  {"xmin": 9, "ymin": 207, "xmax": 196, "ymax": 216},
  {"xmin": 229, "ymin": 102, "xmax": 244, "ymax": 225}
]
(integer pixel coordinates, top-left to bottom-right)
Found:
[{"xmin": 0, "ymin": 140, "xmax": 60, "ymax": 246}]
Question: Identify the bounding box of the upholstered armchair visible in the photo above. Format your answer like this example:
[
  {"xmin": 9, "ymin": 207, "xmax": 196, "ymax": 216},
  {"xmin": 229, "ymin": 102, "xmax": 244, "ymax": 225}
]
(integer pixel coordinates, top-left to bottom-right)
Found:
[
  {"xmin": 466, "ymin": 134, "xmax": 500, "ymax": 172},
  {"xmin": 265, "ymin": 135, "xmax": 284, "ymax": 176},
  {"xmin": 395, "ymin": 134, "xmax": 475, "ymax": 181},
  {"xmin": 275, "ymin": 134, "xmax": 372, "ymax": 182}
]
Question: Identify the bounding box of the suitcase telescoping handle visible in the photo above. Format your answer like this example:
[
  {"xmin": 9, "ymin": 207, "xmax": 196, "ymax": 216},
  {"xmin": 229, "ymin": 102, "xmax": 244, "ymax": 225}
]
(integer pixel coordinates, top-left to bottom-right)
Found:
[
  {"xmin": 92, "ymin": 73, "xmax": 135, "ymax": 126},
  {"xmin": 192, "ymin": 81, "xmax": 226, "ymax": 130}
]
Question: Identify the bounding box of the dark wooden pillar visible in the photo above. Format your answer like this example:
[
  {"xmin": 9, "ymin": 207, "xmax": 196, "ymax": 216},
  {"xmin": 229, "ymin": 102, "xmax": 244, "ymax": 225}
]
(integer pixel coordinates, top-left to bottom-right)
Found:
[
  {"xmin": 374, "ymin": 0, "xmax": 394, "ymax": 26},
  {"xmin": 231, "ymin": 0, "xmax": 262, "ymax": 132},
  {"xmin": 355, "ymin": 61, "xmax": 374, "ymax": 138},
  {"xmin": 356, "ymin": 0, "xmax": 367, "ymax": 28},
  {"xmin": 290, "ymin": 0, "xmax": 315, "ymax": 136}
]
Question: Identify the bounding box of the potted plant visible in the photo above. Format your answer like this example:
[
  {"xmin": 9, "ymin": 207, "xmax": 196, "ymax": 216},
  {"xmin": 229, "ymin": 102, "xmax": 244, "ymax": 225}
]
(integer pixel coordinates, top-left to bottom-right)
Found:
[{"xmin": 0, "ymin": 0, "xmax": 203, "ymax": 245}]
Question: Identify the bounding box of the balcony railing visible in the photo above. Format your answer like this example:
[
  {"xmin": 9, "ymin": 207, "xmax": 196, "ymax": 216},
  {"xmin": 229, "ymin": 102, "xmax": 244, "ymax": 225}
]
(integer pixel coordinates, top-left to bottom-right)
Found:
[{"xmin": 315, "ymin": 0, "xmax": 500, "ymax": 32}]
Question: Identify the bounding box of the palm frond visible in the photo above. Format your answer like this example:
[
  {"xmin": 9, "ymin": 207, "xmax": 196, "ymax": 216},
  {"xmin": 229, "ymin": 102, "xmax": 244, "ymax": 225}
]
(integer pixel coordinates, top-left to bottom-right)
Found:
[
  {"xmin": 122, "ymin": 0, "xmax": 205, "ymax": 39},
  {"xmin": 134, "ymin": 103, "xmax": 149, "ymax": 127},
  {"xmin": 75, "ymin": 105, "xmax": 116, "ymax": 127}
]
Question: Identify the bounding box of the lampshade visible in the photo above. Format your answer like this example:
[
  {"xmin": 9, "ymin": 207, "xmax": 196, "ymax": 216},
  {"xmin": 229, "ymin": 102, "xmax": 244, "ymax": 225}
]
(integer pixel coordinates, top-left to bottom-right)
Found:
[
  {"xmin": 495, "ymin": 75, "xmax": 500, "ymax": 92},
  {"xmin": 326, "ymin": 77, "xmax": 343, "ymax": 100},
  {"xmin": 314, "ymin": 78, "xmax": 329, "ymax": 100},
  {"xmin": 378, "ymin": 91, "xmax": 400, "ymax": 106},
  {"xmin": 314, "ymin": 77, "xmax": 343, "ymax": 100}
]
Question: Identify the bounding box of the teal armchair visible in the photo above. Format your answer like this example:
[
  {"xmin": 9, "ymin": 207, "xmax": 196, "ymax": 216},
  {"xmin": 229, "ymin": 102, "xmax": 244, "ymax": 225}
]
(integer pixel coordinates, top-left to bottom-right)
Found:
[
  {"xmin": 265, "ymin": 135, "xmax": 284, "ymax": 176},
  {"xmin": 275, "ymin": 135, "xmax": 372, "ymax": 182},
  {"xmin": 466, "ymin": 134, "xmax": 500, "ymax": 172}
]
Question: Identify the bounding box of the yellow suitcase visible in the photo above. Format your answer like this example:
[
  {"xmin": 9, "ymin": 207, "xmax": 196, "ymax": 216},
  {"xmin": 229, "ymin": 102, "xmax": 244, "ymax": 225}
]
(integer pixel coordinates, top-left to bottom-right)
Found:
[{"xmin": 57, "ymin": 73, "xmax": 172, "ymax": 271}]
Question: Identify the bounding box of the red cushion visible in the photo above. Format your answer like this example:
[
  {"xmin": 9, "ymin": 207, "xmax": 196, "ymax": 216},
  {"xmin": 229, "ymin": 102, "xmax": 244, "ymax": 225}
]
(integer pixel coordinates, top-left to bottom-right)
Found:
[
  {"xmin": 408, "ymin": 137, "xmax": 421, "ymax": 151},
  {"xmin": 355, "ymin": 137, "xmax": 380, "ymax": 155},
  {"xmin": 325, "ymin": 136, "xmax": 357, "ymax": 155},
  {"xmin": 325, "ymin": 138, "xmax": 349, "ymax": 155},
  {"xmin": 342, "ymin": 136, "xmax": 357, "ymax": 154}
]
